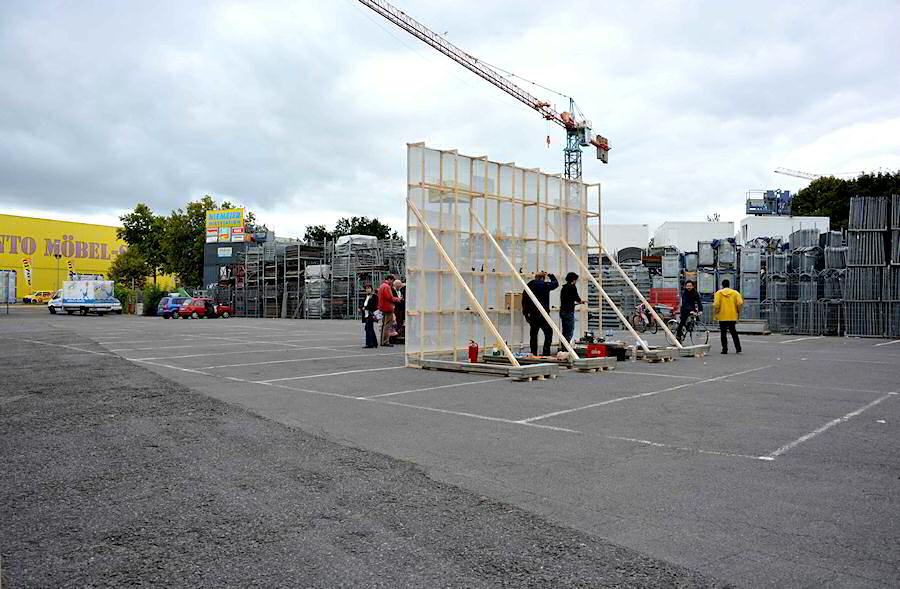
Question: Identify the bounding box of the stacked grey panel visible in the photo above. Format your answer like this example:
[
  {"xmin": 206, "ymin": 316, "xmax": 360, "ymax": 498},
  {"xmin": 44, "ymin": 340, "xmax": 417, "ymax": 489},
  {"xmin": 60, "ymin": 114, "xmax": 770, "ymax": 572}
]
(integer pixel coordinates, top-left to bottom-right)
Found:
[
  {"xmin": 824, "ymin": 246, "xmax": 847, "ymax": 269},
  {"xmin": 684, "ymin": 252, "xmax": 698, "ymax": 272},
  {"xmin": 661, "ymin": 254, "xmax": 680, "ymax": 278},
  {"xmin": 844, "ymin": 195, "xmax": 893, "ymax": 336},
  {"xmin": 849, "ymin": 196, "xmax": 889, "ymax": 231},
  {"xmin": 789, "ymin": 229, "xmax": 819, "ymax": 249},
  {"xmin": 715, "ymin": 241, "xmax": 736, "ymax": 267},
  {"xmin": 846, "ymin": 232, "xmax": 886, "ymax": 266},
  {"xmin": 698, "ymin": 242, "xmax": 715, "ymax": 267}
]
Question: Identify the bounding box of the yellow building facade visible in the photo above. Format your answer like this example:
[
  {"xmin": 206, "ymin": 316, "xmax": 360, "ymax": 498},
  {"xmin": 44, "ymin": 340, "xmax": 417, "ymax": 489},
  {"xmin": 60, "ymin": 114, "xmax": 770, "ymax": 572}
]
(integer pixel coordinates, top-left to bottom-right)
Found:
[{"xmin": 0, "ymin": 214, "xmax": 171, "ymax": 296}]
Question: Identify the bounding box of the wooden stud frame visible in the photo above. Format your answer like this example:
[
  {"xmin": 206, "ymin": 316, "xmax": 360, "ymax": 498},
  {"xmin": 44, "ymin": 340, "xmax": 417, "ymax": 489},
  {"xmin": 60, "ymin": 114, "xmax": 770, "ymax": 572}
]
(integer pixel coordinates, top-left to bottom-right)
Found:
[{"xmin": 406, "ymin": 143, "xmax": 598, "ymax": 364}]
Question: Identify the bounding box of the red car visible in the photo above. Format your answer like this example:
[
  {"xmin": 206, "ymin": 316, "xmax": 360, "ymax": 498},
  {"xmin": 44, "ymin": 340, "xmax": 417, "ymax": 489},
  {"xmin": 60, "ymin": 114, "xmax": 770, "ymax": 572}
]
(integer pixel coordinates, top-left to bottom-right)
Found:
[{"xmin": 177, "ymin": 297, "xmax": 233, "ymax": 319}]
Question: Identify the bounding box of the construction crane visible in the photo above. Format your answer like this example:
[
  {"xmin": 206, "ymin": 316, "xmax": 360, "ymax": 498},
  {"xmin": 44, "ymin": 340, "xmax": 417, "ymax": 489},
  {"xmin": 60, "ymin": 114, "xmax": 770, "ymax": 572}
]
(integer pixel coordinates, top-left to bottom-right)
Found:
[
  {"xmin": 356, "ymin": 0, "xmax": 609, "ymax": 180},
  {"xmin": 773, "ymin": 167, "xmax": 823, "ymax": 180}
]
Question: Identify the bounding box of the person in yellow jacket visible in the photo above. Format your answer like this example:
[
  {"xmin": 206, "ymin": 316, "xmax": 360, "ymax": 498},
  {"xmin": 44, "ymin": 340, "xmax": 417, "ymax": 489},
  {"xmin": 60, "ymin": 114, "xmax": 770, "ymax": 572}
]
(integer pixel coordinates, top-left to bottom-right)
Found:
[{"xmin": 714, "ymin": 278, "xmax": 743, "ymax": 354}]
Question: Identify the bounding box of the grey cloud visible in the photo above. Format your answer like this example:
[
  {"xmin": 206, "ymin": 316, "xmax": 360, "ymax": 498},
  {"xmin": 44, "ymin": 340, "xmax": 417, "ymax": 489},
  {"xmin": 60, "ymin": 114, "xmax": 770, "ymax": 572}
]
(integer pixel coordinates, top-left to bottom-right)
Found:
[{"xmin": 0, "ymin": 0, "xmax": 898, "ymax": 237}]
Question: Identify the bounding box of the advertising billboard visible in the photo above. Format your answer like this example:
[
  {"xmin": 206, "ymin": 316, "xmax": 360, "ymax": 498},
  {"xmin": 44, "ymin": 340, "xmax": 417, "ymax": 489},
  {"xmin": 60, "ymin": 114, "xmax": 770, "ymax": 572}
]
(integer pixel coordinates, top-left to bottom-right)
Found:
[{"xmin": 205, "ymin": 209, "xmax": 244, "ymax": 229}]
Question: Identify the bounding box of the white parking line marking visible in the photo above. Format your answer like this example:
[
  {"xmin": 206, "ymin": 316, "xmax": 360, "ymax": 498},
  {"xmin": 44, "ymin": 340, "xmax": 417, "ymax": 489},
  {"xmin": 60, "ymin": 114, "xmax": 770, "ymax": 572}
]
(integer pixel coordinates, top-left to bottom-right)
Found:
[
  {"xmin": 20, "ymin": 339, "xmax": 111, "ymax": 356},
  {"xmin": 518, "ymin": 365, "xmax": 773, "ymax": 424},
  {"xmin": 373, "ymin": 398, "xmax": 582, "ymax": 433},
  {"xmin": 364, "ymin": 378, "xmax": 501, "ymax": 399},
  {"xmin": 873, "ymin": 339, "xmax": 900, "ymax": 347},
  {"xmin": 197, "ymin": 351, "xmax": 404, "ymax": 370},
  {"xmin": 766, "ymin": 392, "xmax": 898, "ymax": 458},
  {"xmin": 605, "ymin": 435, "xmax": 773, "ymax": 461},
  {"xmin": 108, "ymin": 337, "xmax": 350, "ymax": 352},
  {"xmin": 128, "ymin": 343, "xmax": 364, "ymax": 361},
  {"xmin": 128, "ymin": 359, "xmax": 215, "ymax": 376},
  {"xmin": 257, "ymin": 366, "xmax": 405, "ymax": 383},
  {"xmin": 613, "ymin": 371, "xmax": 704, "ymax": 381},
  {"xmin": 779, "ymin": 336, "xmax": 823, "ymax": 344},
  {"xmin": 722, "ymin": 379, "xmax": 888, "ymax": 395}
]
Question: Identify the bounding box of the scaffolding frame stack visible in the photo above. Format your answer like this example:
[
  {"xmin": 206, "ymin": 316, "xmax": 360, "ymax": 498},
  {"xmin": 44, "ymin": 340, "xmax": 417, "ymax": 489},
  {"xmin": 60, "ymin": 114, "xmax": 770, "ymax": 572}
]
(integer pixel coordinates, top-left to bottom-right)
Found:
[{"xmin": 844, "ymin": 196, "xmax": 890, "ymax": 337}]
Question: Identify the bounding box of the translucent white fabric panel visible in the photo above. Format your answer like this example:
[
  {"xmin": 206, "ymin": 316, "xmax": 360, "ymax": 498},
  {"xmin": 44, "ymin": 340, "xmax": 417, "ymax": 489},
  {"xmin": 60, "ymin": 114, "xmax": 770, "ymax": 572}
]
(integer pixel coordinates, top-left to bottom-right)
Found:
[
  {"xmin": 566, "ymin": 212, "xmax": 583, "ymax": 245},
  {"xmin": 408, "ymin": 145, "xmax": 423, "ymax": 184},
  {"xmin": 485, "ymin": 274, "xmax": 499, "ymax": 311},
  {"xmin": 439, "ymin": 230, "xmax": 455, "ymax": 271},
  {"xmin": 513, "ymin": 168, "xmax": 524, "ymax": 201},
  {"xmin": 424, "ymin": 148, "xmax": 441, "ymax": 185},
  {"xmin": 441, "ymin": 272, "xmax": 455, "ymax": 315},
  {"xmin": 422, "ymin": 227, "xmax": 439, "ymax": 271},
  {"xmin": 409, "ymin": 187, "xmax": 425, "ymax": 212},
  {"xmin": 458, "ymin": 155, "xmax": 472, "ymax": 188},
  {"xmin": 441, "ymin": 151, "xmax": 456, "ymax": 187},
  {"xmin": 499, "ymin": 165, "xmax": 513, "ymax": 197},
  {"xmin": 423, "ymin": 313, "xmax": 439, "ymax": 352},
  {"xmin": 525, "ymin": 206, "xmax": 537, "ymax": 239},
  {"xmin": 498, "ymin": 201, "xmax": 513, "ymax": 236},
  {"xmin": 486, "ymin": 162, "xmax": 499, "ymax": 196},
  {"xmin": 423, "ymin": 188, "xmax": 442, "ymax": 226},
  {"xmin": 547, "ymin": 176, "xmax": 561, "ymax": 206},
  {"xmin": 406, "ymin": 216, "xmax": 418, "ymax": 266},
  {"xmin": 457, "ymin": 194, "xmax": 471, "ymax": 232},
  {"xmin": 523, "ymin": 170, "xmax": 537, "ymax": 202},
  {"xmin": 424, "ymin": 273, "xmax": 439, "ymax": 312},
  {"xmin": 525, "ymin": 241, "xmax": 538, "ymax": 273},
  {"xmin": 406, "ymin": 312, "xmax": 419, "ymax": 356},
  {"xmin": 468, "ymin": 234, "xmax": 485, "ymax": 272}
]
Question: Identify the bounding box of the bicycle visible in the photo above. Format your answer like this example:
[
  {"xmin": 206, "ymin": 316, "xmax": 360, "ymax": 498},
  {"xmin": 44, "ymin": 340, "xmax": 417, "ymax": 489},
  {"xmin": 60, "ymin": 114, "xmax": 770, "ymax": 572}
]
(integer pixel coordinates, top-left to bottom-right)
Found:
[
  {"xmin": 667, "ymin": 310, "xmax": 709, "ymax": 345},
  {"xmin": 630, "ymin": 302, "xmax": 658, "ymax": 334}
]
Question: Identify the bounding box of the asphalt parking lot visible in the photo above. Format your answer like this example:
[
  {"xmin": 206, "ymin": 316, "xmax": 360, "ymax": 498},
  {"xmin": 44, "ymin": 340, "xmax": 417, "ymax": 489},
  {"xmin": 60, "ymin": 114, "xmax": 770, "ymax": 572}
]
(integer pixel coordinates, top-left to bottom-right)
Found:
[{"xmin": 5, "ymin": 310, "xmax": 900, "ymax": 587}]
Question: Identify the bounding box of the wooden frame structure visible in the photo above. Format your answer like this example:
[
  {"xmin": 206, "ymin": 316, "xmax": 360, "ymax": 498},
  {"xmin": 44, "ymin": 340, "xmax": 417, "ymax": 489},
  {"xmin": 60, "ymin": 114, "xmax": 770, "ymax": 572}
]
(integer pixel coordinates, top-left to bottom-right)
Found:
[{"xmin": 405, "ymin": 143, "xmax": 596, "ymax": 365}]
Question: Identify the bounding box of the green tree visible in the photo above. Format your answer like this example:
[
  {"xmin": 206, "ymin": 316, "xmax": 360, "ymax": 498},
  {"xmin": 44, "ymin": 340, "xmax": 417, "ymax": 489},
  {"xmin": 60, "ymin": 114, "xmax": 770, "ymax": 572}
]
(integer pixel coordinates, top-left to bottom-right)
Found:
[
  {"xmin": 305, "ymin": 216, "xmax": 401, "ymax": 242},
  {"xmin": 161, "ymin": 195, "xmax": 219, "ymax": 287},
  {"xmin": 118, "ymin": 203, "xmax": 167, "ymax": 284},
  {"xmin": 303, "ymin": 224, "xmax": 331, "ymax": 243},
  {"xmin": 108, "ymin": 246, "xmax": 151, "ymax": 287},
  {"xmin": 791, "ymin": 171, "xmax": 900, "ymax": 230}
]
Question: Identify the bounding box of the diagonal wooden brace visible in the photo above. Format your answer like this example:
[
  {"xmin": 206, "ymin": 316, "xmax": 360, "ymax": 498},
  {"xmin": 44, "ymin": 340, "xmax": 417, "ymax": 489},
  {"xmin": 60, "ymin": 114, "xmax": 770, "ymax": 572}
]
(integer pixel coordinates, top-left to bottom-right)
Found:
[
  {"xmin": 586, "ymin": 226, "xmax": 682, "ymax": 348},
  {"xmin": 545, "ymin": 219, "xmax": 651, "ymax": 353}
]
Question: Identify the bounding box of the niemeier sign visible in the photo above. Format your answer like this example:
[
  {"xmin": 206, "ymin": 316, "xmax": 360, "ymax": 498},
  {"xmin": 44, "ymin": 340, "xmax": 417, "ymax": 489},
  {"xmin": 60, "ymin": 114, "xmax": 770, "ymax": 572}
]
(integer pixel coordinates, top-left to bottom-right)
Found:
[{"xmin": 205, "ymin": 208, "xmax": 244, "ymax": 230}]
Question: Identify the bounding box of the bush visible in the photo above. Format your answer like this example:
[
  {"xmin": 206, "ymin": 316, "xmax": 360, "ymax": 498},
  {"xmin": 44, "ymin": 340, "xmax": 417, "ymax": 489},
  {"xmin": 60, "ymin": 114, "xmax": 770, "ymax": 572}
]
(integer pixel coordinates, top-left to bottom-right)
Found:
[
  {"xmin": 142, "ymin": 284, "xmax": 167, "ymax": 316},
  {"xmin": 114, "ymin": 285, "xmax": 136, "ymax": 312}
]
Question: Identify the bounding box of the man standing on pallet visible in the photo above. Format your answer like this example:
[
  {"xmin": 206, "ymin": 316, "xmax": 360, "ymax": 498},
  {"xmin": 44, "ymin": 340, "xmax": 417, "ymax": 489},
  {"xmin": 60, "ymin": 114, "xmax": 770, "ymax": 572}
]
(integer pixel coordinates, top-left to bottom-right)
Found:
[
  {"xmin": 714, "ymin": 279, "xmax": 743, "ymax": 354},
  {"xmin": 378, "ymin": 274, "xmax": 402, "ymax": 347},
  {"xmin": 522, "ymin": 271, "xmax": 558, "ymax": 356}
]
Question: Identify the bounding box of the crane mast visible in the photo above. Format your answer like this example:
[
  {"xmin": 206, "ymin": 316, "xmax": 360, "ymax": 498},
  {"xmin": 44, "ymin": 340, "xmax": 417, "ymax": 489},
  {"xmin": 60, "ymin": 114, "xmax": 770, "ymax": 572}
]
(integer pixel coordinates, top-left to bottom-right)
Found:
[{"xmin": 356, "ymin": 0, "xmax": 608, "ymax": 179}]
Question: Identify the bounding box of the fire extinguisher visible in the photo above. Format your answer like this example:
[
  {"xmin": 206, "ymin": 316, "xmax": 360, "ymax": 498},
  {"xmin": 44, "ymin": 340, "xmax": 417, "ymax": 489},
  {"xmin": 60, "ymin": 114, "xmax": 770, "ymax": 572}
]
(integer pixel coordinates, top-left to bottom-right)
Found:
[{"xmin": 468, "ymin": 340, "xmax": 479, "ymax": 363}]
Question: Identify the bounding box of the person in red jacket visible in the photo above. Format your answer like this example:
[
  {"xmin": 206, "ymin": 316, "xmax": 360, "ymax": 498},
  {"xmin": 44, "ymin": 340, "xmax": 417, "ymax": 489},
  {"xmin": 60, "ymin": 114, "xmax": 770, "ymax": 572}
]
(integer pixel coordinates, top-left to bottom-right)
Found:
[{"xmin": 377, "ymin": 274, "xmax": 402, "ymax": 347}]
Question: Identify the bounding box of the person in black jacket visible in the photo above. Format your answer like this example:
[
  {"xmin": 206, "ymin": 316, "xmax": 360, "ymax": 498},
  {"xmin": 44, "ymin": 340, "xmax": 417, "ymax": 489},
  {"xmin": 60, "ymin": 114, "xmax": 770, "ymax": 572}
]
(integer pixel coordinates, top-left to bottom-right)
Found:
[
  {"xmin": 522, "ymin": 271, "xmax": 558, "ymax": 356},
  {"xmin": 676, "ymin": 280, "xmax": 703, "ymax": 341},
  {"xmin": 560, "ymin": 272, "xmax": 583, "ymax": 344},
  {"xmin": 361, "ymin": 284, "xmax": 379, "ymax": 349}
]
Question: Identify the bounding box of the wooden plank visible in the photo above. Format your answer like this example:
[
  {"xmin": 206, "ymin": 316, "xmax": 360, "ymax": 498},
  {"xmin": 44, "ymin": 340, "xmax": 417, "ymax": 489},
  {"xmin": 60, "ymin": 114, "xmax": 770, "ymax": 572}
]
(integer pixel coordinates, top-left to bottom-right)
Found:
[{"xmin": 678, "ymin": 344, "xmax": 711, "ymax": 358}]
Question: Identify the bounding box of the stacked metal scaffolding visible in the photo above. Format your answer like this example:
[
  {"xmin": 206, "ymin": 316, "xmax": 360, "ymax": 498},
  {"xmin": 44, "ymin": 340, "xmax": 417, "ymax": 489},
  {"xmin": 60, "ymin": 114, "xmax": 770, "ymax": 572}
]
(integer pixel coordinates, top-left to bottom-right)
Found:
[
  {"xmin": 844, "ymin": 196, "xmax": 891, "ymax": 337},
  {"xmin": 587, "ymin": 255, "xmax": 651, "ymax": 331}
]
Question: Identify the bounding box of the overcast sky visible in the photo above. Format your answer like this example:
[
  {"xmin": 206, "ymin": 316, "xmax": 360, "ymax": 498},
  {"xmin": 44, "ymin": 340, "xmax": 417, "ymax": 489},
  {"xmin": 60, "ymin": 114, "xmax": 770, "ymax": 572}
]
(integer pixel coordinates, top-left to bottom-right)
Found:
[{"xmin": 1, "ymin": 0, "xmax": 898, "ymax": 237}]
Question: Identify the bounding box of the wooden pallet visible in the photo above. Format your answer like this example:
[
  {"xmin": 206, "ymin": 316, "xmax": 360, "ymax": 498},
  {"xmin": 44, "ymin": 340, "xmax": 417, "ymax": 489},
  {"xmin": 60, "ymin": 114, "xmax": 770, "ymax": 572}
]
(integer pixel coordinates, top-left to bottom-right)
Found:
[
  {"xmin": 572, "ymin": 357, "xmax": 618, "ymax": 373},
  {"xmin": 482, "ymin": 354, "xmax": 617, "ymax": 373},
  {"xmin": 677, "ymin": 344, "xmax": 711, "ymax": 358},
  {"xmin": 634, "ymin": 348, "xmax": 676, "ymax": 363},
  {"xmin": 419, "ymin": 359, "xmax": 559, "ymax": 382}
]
